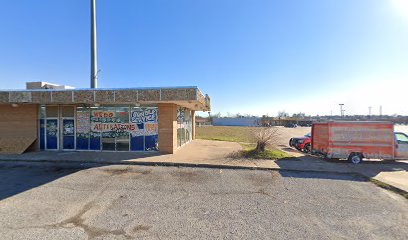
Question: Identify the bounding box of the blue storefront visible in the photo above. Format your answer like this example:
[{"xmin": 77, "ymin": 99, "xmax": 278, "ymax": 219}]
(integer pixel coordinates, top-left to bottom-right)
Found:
[
  {"xmin": 39, "ymin": 104, "xmax": 193, "ymax": 152},
  {"xmin": 39, "ymin": 105, "xmax": 159, "ymax": 152}
]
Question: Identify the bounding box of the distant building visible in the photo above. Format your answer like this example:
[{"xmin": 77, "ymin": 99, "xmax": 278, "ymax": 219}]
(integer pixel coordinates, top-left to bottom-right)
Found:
[
  {"xmin": 212, "ymin": 117, "xmax": 260, "ymax": 127},
  {"xmin": 196, "ymin": 117, "xmax": 211, "ymax": 127}
]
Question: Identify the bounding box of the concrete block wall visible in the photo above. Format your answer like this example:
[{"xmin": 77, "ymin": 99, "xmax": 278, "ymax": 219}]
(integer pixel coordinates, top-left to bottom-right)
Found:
[
  {"xmin": 0, "ymin": 104, "xmax": 38, "ymax": 153},
  {"xmin": 158, "ymin": 103, "xmax": 178, "ymax": 154}
]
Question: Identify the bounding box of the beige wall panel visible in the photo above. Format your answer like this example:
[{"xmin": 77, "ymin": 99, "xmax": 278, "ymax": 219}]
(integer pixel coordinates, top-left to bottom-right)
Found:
[
  {"xmin": 158, "ymin": 103, "xmax": 177, "ymax": 154},
  {"xmin": 52, "ymin": 91, "xmax": 73, "ymax": 103},
  {"xmin": 95, "ymin": 90, "xmax": 114, "ymax": 103},
  {"xmin": 192, "ymin": 110, "xmax": 196, "ymax": 140},
  {"xmin": 114, "ymin": 90, "xmax": 138, "ymax": 103},
  {"xmin": 74, "ymin": 91, "xmax": 94, "ymax": 103},
  {"xmin": 0, "ymin": 104, "xmax": 38, "ymax": 154},
  {"xmin": 161, "ymin": 89, "xmax": 188, "ymax": 101},
  {"xmin": 138, "ymin": 90, "xmax": 160, "ymax": 101},
  {"xmin": 9, "ymin": 92, "xmax": 31, "ymax": 102},
  {"xmin": 32, "ymin": 92, "xmax": 52, "ymax": 103}
]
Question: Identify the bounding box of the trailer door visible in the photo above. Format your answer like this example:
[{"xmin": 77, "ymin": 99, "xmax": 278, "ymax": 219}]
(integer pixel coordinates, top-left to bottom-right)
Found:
[{"xmin": 395, "ymin": 133, "xmax": 408, "ymax": 159}]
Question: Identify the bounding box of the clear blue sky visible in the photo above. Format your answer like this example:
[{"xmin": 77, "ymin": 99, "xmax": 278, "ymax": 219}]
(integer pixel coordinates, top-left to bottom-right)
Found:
[{"xmin": 0, "ymin": 0, "xmax": 407, "ymax": 116}]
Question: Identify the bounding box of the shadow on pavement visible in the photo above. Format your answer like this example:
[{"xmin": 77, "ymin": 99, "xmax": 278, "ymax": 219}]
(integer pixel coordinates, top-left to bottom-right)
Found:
[
  {"xmin": 278, "ymin": 169, "xmax": 367, "ymax": 181},
  {"xmin": 0, "ymin": 162, "xmax": 93, "ymax": 201},
  {"xmin": 0, "ymin": 151, "xmax": 164, "ymax": 163}
]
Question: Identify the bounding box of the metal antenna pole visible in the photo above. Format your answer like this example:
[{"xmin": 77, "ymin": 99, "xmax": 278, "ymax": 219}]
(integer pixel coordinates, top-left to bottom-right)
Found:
[
  {"xmin": 91, "ymin": 0, "xmax": 98, "ymax": 88},
  {"xmin": 339, "ymin": 104, "xmax": 344, "ymax": 118}
]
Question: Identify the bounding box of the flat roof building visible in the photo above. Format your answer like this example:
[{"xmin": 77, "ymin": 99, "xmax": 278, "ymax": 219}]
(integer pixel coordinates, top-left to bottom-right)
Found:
[{"xmin": 0, "ymin": 82, "xmax": 210, "ymax": 154}]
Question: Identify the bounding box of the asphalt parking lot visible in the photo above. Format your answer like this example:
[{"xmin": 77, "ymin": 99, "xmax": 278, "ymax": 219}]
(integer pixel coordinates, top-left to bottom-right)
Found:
[{"xmin": 0, "ymin": 162, "xmax": 407, "ymax": 240}]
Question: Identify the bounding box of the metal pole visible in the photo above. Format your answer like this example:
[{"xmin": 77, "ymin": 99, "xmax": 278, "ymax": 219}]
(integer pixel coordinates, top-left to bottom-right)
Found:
[
  {"xmin": 339, "ymin": 104, "xmax": 344, "ymax": 118},
  {"xmin": 91, "ymin": 0, "xmax": 98, "ymax": 88}
]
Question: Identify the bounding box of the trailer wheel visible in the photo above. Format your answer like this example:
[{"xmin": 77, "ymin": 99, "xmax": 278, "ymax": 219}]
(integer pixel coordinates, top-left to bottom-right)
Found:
[{"xmin": 348, "ymin": 153, "xmax": 363, "ymax": 164}]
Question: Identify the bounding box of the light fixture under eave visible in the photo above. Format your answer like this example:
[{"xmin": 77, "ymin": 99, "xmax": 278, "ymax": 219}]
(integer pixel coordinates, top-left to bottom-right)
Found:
[
  {"xmin": 11, "ymin": 103, "xmax": 19, "ymax": 108},
  {"xmin": 134, "ymin": 103, "xmax": 140, "ymax": 107},
  {"xmin": 94, "ymin": 103, "xmax": 101, "ymax": 107}
]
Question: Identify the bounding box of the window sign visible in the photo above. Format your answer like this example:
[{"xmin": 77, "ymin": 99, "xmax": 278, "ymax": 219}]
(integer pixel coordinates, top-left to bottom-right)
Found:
[
  {"xmin": 131, "ymin": 108, "xmax": 158, "ymax": 124},
  {"xmin": 46, "ymin": 119, "xmax": 58, "ymax": 150},
  {"xmin": 77, "ymin": 111, "xmax": 90, "ymax": 135},
  {"xmin": 63, "ymin": 119, "xmax": 75, "ymax": 149},
  {"xmin": 130, "ymin": 108, "xmax": 158, "ymax": 151},
  {"xmin": 63, "ymin": 120, "xmax": 75, "ymax": 135}
]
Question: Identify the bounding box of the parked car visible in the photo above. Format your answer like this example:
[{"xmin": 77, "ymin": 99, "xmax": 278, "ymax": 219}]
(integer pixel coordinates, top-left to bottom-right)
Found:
[
  {"xmin": 284, "ymin": 123, "xmax": 297, "ymax": 128},
  {"xmin": 311, "ymin": 121, "xmax": 408, "ymax": 164},
  {"xmin": 289, "ymin": 132, "xmax": 312, "ymax": 153},
  {"xmin": 298, "ymin": 122, "xmax": 312, "ymax": 127}
]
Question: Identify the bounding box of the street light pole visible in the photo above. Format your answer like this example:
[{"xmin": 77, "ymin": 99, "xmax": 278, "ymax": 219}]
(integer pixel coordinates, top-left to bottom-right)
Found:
[
  {"xmin": 91, "ymin": 0, "xmax": 98, "ymax": 88},
  {"xmin": 339, "ymin": 104, "xmax": 344, "ymax": 118}
]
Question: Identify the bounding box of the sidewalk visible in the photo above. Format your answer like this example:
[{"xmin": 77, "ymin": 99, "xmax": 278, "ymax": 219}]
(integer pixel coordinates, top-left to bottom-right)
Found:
[{"xmin": 0, "ymin": 139, "xmax": 407, "ymax": 193}]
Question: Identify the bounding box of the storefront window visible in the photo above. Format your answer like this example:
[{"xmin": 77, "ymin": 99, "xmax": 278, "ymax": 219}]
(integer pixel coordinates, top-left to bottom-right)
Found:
[
  {"xmin": 89, "ymin": 107, "xmax": 101, "ymax": 150},
  {"xmin": 177, "ymin": 107, "xmax": 192, "ymax": 147},
  {"xmin": 40, "ymin": 105, "xmax": 159, "ymax": 152},
  {"xmin": 130, "ymin": 107, "xmax": 158, "ymax": 151},
  {"xmin": 116, "ymin": 106, "xmax": 130, "ymax": 151}
]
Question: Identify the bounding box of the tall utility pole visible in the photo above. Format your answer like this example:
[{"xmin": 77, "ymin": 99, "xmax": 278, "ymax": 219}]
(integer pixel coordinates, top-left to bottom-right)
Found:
[
  {"xmin": 339, "ymin": 104, "xmax": 344, "ymax": 118},
  {"xmin": 91, "ymin": 0, "xmax": 98, "ymax": 88},
  {"xmin": 379, "ymin": 106, "xmax": 382, "ymax": 116},
  {"xmin": 368, "ymin": 106, "xmax": 372, "ymax": 116}
]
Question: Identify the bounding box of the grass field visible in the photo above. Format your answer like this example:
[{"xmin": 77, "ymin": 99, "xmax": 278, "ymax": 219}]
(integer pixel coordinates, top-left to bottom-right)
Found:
[
  {"xmin": 196, "ymin": 126, "xmax": 310, "ymax": 146},
  {"xmin": 196, "ymin": 126, "xmax": 258, "ymax": 143},
  {"xmin": 196, "ymin": 126, "xmax": 297, "ymax": 160}
]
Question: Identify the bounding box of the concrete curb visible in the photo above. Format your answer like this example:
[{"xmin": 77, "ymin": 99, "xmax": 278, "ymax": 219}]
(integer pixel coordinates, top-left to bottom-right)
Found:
[{"xmin": 0, "ymin": 158, "xmax": 381, "ymax": 175}]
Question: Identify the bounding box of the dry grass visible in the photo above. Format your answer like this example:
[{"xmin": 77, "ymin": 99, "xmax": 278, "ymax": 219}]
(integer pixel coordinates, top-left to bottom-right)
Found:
[
  {"xmin": 197, "ymin": 126, "xmax": 293, "ymax": 160},
  {"xmin": 253, "ymin": 127, "xmax": 281, "ymax": 152},
  {"xmin": 228, "ymin": 148, "xmax": 292, "ymax": 160}
]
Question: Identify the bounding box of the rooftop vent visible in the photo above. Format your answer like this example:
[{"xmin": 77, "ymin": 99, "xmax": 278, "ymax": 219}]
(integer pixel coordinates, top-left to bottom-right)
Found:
[{"xmin": 26, "ymin": 82, "xmax": 75, "ymax": 90}]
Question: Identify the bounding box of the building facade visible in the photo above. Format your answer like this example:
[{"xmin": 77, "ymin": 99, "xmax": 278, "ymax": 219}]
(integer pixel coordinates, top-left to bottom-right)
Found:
[{"xmin": 0, "ymin": 86, "xmax": 210, "ymax": 154}]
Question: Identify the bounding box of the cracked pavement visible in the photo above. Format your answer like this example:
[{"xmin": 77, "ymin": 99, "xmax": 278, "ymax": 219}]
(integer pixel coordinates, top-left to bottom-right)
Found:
[{"xmin": 0, "ymin": 162, "xmax": 407, "ymax": 239}]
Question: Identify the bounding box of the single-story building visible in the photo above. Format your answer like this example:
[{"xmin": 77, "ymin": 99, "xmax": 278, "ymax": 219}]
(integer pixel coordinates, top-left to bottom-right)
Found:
[
  {"xmin": 212, "ymin": 117, "xmax": 260, "ymax": 127},
  {"xmin": 0, "ymin": 82, "xmax": 211, "ymax": 154},
  {"xmin": 195, "ymin": 117, "xmax": 212, "ymax": 127}
]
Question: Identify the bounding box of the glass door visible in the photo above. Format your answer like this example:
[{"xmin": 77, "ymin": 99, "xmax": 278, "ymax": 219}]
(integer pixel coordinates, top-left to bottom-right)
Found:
[
  {"xmin": 62, "ymin": 119, "xmax": 75, "ymax": 150},
  {"xmin": 46, "ymin": 119, "xmax": 59, "ymax": 150},
  {"xmin": 61, "ymin": 106, "xmax": 76, "ymax": 150}
]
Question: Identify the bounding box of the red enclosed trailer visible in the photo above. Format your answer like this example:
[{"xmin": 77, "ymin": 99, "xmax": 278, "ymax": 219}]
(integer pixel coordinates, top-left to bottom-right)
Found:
[{"xmin": 311, "ymin": 121, "xmax": 408, "ymax": 163}]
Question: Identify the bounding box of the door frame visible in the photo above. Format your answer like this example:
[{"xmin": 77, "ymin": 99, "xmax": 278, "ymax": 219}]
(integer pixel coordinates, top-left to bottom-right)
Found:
[
  {"xmin": 45, "ymin": 118, "xmax": 59, "ymax": 151},
  {"xmin": 59, "ymin": 105, "xmax": 76, "ymax": 151}
]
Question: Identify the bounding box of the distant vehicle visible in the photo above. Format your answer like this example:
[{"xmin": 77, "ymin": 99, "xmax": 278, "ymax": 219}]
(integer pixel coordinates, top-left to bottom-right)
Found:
[
  {"xmin": 289, "ymin": 132, "xmax": 312, "ymax": 153},
  {"xmin": 284, "ymin": 123, "xmax": 297, "ymax": 128},
  {"xmin": 298, "ymin": 122, "xmax": 312, "ymax": 127},
  {"xmin": 311, "ymin": 121, "xmax": 408, "ymax": 164}
]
